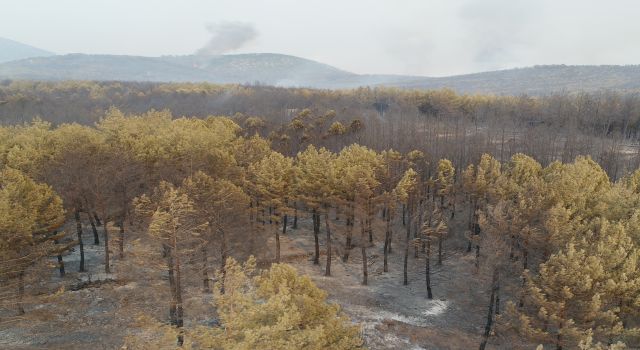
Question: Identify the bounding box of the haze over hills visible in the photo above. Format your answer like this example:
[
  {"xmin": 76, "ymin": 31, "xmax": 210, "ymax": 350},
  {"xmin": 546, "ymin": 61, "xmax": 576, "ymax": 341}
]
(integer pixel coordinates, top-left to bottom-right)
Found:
[
  {"xmin": 0, "ymin": 37, "xmax": 54, "ymax": 64},
  {"xmin": 1, "ymin": 38, "xmax": 640, "ymax": 94}
]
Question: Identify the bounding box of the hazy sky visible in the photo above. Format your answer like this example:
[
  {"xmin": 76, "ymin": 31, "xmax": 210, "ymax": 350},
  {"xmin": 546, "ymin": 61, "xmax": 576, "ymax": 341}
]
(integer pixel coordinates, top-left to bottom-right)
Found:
[{"xmin": 2, "ymin": 0, "xmax": 639, "ymax": 76}]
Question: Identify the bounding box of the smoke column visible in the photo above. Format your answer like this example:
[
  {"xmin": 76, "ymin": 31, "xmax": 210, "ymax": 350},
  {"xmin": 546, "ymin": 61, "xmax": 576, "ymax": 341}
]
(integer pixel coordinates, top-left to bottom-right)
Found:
[{"xmin": 196, "ymin": 21, "xmax": 258, "ymax": 56}]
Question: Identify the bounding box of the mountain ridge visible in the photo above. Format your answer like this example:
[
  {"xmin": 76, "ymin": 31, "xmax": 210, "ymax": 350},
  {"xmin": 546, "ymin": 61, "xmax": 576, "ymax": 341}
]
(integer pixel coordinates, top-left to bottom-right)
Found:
[{"xmin": 2, "ymin": 38, "xmax": 640, "ymax": 94}]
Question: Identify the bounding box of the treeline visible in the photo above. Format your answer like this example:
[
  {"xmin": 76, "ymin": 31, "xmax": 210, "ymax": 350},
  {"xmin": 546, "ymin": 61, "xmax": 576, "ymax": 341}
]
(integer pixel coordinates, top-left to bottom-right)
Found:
[
  {"xmin": 1, "ymin": 109, "xmax": 639, "ymax": 349},
  {"xmin": 2, "ymin": 81, "xmax": 640, "ymax": 179}
]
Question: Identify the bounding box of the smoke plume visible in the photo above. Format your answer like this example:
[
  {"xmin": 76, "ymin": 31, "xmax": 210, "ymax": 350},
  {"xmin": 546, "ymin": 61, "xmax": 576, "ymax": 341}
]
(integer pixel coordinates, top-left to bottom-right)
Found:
[{"xmin": 196, "ymin": 21, "xmax": 258, "ymax": 56}]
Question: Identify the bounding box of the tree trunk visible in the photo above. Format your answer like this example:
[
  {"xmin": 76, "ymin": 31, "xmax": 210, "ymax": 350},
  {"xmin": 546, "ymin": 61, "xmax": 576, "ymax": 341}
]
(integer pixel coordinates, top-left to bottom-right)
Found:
[
  {"xmin": 324, "ymin": 209, "xmax": 332, "ymax": 276},
  {"xmin": 495, "ymin": 277, "xmax": 500, "ymax": 315},
  {"xmin": 426, "ymin": 237, "xmax": 432, "ymax": 299},
  {"xmin": 103, "ymin": 220, "xmax": 110, "ymax": 274},
  {"xmin": 388, "ymin": 223, "xmax": 393, "ymax": 254},
  {"xmin": 413, "ymin": 200, "xmax": 425, "ymax": 259},
  {"xmin": 438, "ymin": 235, "xmax": 444, "ymax": 266},
  {"xmin": 219, "ymin": 227, "xmax": 227, "ymax": 294},
  {"xmin": 93, "ymin": 212, "xmax": 102, "ymax": 226},
  {"xmin": 361, "ymin": 218, "xmax": 368, "ymax": 285},
  {"xmin": 249, "ymin": 201, "xmax": 254, "ymax": 226},
  {"xmin": 165, "ymin": 245, "xmax": 177, "ymax": 326},
  {"xmin": 74, "ymin": 209, "xmax": 85, "ymax": 272},
  {"xmin": 343, "ymin": 204, "xmax": 354, "ymax": 262},
  {"xmin": 383, "ymin": 211, "xmax": 391, "ymax": 272},
  {"xmin": 282, "ymin": 214, "xmax": 288, "ymax": 235},
  {"xmin": 402, "ymin": 204, "xmax": 406, "ymax": 226},
  {"xmin": 403, "ymin": 209, "xmax": 411, "ymax": 286},
  {"xmin": 202, "ymin": 244, "xmax": 210, "ymax": 293},
  {"xmin": 17, "ymin": 271, "xmax": 25, "ymax": 315},
  {"xmin": 86, "ymin": 212, "xmax": 100, "ymax": 245},
  {"xmin": 118, "ymin": 221, "xmax": 125, "ymax": 259},
  {"xmin": 55, "ymin": 238, "xmax": 65, "ymax": 277},
  {"xmin": 467, "ymin": 201, "xmax": 476, "ymax": 253},
  {"xmin": 313, "ymin": 209, "xmax": 320, "ymax": 265},
  {"xmin": 293, "ymin": 204, "xmax": 298, "ymax": 229},
  {"xmin": 367, "ymin": 200, "xmax": 373, "ymax": 243},
  {"xmin": 479, "ymin": 269, "xmax": 498, "ymax": 350},
  {"xmin": 275, "ymin": 220, "xmax": 281, "ymax": 263},
  {"xmin": 174, "ymin": 247, "xmax": 184, "ymax": 346}
]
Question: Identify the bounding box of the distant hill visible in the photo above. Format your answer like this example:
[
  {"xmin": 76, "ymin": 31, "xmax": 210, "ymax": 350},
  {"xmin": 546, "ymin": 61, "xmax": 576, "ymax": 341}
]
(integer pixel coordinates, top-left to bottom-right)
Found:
[
  {"xmin": 162, "ymin": 53, "xmax": 357, "ymax": 86},
  {"xmin": 0, "ymin": 37, "xmax": 54, "ymax": 63},
  {"xmin": 0, "ymin": 54, "xmax": 213, "ymax": 82},
  {"xmin": 0, "ymin": 53, "xmax": 359, "ymax": 87},
  {"xmin": 390, "ymin": 65, "xmax": 640, "ymax": 94},
  {"xmin": 2, "ymin": 47, "xmax": 640, "ymax": 94}
]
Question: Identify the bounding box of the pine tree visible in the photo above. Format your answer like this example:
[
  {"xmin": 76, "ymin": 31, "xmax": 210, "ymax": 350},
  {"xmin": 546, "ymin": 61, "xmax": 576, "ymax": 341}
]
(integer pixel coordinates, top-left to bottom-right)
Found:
[
  {"xmin": 333, "ymin": 144, "xmax": 381, "ymax": 284},
  {"xmin": 134, "ymin": 182, "xmax": 207, "ymax": 345},
  {"xmin": 189, "ymin": 257, "xmax": 364, "ymax": 350},
  {"xmin": 0, "ymin": 168, "xmax": 66, "ymax": 315},
  {"xmin": 396, "ymin": 168, "xmax": 419, "ymax": 286},
  {"xmin": 511, "ymin": 220, "xmax": 640, "ymax": 349},
  {"xmin": 182, "ymin": 171, "xmax": 249, "ymax": 293},
  {"xmin": 248, "ymin": 151, "xmax": 295, "ymax": 263},
  {"xmin": 296, "ymin": 146, "xmax": 336, "ymax": 267}
]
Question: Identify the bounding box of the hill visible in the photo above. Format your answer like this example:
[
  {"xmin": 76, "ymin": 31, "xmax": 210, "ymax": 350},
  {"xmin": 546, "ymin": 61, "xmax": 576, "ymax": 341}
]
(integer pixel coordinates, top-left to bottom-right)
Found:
[
  {"xmin": 0, "ymin": 37, "xmax": 54, "ymax": 63},
  {"xmin": 163, "ymin": 53, "xmax": 357, "ymax": 86},
  {"xmin": 0, "ymin": 53, "xmax": 358, "ymax": 86},
  {"xmin": 2, "ymin": 50, "xmax": 640, "ymax": 94},
  {"xmin": 0, "ymin": 54, "xmax": 213, "ymax": 82},
  {"xmin": 391, "ymin": 64, "xmax": 640, "ymax": 94}
]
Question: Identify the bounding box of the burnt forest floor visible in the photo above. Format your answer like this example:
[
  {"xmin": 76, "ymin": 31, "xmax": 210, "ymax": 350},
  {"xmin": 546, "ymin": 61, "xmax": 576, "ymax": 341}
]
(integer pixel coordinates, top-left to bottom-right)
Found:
[{"xmin": 0, "ymin": 205, "xmax": 535, "ymax": 350}]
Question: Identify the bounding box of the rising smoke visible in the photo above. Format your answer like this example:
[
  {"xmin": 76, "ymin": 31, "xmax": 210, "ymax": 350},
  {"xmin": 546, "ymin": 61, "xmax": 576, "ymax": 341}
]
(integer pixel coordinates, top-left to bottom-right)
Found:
[{"xmin": 196, "ymin": 21, "xmax": 258, "ymax": 56}]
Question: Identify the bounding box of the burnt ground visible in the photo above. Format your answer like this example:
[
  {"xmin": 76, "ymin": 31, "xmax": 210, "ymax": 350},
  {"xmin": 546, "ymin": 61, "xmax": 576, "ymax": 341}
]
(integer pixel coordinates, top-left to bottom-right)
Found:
[{"xmin": 0, "ymin": 207, "xmax": 534, "ymax": 350}]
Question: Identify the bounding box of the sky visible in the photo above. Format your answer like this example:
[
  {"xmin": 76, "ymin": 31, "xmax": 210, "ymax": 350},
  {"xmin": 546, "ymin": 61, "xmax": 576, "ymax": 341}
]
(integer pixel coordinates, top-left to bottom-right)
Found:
[{"xmin": 1, "ymin": 0, "xmax": 639, "ymax": 77}]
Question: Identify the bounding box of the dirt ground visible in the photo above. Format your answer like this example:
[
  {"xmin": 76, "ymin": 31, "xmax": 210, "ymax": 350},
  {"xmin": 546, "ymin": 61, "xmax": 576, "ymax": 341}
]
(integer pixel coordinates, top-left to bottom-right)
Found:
[{"xmin": 0, "ymin": 207, "xmax": 533, "ymax": 350}]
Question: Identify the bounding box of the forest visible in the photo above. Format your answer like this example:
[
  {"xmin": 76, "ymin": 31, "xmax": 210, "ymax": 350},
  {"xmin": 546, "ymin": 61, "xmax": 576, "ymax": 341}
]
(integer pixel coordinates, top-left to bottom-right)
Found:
[
  {"xmin": 2, "ymin": 80, "xmax": 640, "ymax": 180},
  {"xmin": 1, "ymin": 86, "xmax": 640, "ymax": 349}
]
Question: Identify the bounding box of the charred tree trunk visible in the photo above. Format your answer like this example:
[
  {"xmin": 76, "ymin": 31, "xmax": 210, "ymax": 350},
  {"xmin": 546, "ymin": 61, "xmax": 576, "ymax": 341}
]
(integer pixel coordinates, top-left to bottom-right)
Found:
[
  {"xmin": 103, "ymin": 220, "xmax": 110, "ymax": 274},
  {"xmin": 282, "ymin": 214, "xmax": 288, "ymax": 235},
  {"xmin": 174, "ymin": 243, "xmax": 184, "ymax": 346},
  {"xmin": 343, "ymin": 204, "xmax": 354, "ymax": 262},
  {"xmin": 293, "ymin": 204, "xmax": 298, "ymax": 229},
  {"xmin": 74, "ymin": 209, "xmax": 85, "ymax": 272},
  {"xmin": 219, "ymin": 227, "xmax": 227, "ymax": 294},
  {"xmin": 165, "ymin": 245, "xmax": 177, "ymax": 326},
  {"xmin": 275, "ymin": 217, "xmax": 281, "ymax": 263},
  {"xmin": 414, "ymin": 209, "xmax": 420, "ymax": 258},
  {"xmin": 367, "ymin": 200, "xmax": 374, "ymax": 243},
  {"xmin": 55, "ymin": 238, "xmax": 65, "ymax": 277},
  {"xmin": 87, "ymin": 212, "xmax": 100, "ymax": 245},
  {"xmin": 466, "ymin": 200, "xmax": 477, "ymax": 253},
  {"xmin": 312, "ymin": 208, "xmax": 320, "ymax": 265},
  {"xmin": 403, "ymin": 207, "xmax": 411, "ymax": 286},
  {"xmin": 361, "ymin": 217, "xmax": 368, "ymax": 285},
  {"xmin": 383, "ymin": 209, "xmax": 391, "ymax": 272},
  {"xmin": 426, "ymin": 236, "xmax": 432, "ymax": 299},
  {"xmin": 93, "ymin": 212, "xmax": 102, "ymax": 226},
  {"xmin": 324, "ymin": 208, "xmax": 332, "ymax": 277},
  {"xmin": 438, "ymin": 235, "xmax": 444, "ymax": 266},
  {"xmin": 202, "ymin": 244, "xmax": 210, "ymax": 293},
  {"xmin": 388, "ymin": 221, "xmax": 393, "ymax": 254},
  {"xmin": 402, "ymin": 204, "xmax": 406, "ymax": 226},
  {"xmin": 479, "ymin": 269, "xmax": 499, "ymax": 350},
  {"xmin": 118, "ymin": 221, "xmax": 125, "ymax": 259}
]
